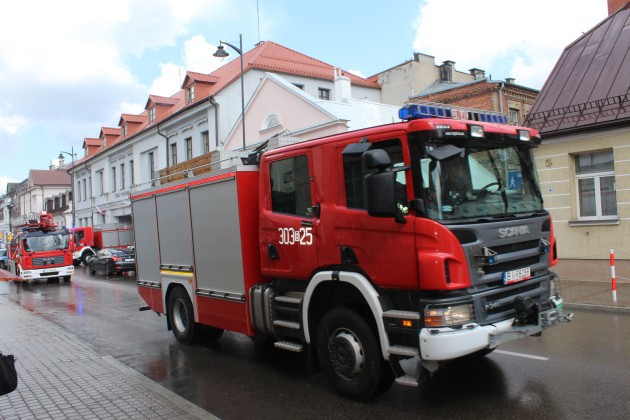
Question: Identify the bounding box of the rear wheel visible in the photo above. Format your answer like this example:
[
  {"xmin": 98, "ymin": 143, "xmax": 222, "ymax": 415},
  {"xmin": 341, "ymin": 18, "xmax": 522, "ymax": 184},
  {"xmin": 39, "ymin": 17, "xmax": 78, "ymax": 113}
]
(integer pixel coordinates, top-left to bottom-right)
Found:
[
  {"xmin": 168, "ymin": 287, "xmax": 198, "ymax": 344},
  {"xmin": 105, "ymin": 261, "xmax": 115, "ymax": 276},
  {"xmin": 317, "ymin": 307, "xmax": 393, "ymax": 401}
]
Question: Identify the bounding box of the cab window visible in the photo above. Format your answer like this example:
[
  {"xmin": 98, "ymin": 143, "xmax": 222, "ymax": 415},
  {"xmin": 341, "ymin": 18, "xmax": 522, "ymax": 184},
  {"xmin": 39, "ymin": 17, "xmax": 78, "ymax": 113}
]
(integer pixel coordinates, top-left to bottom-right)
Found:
[
  {"xmin": 269, "ymin": 155, "xmax": 312, "ymax": 217},
  {"xmin": 343, "ymin": 139, "xmax": 406, "ymax": 209}
]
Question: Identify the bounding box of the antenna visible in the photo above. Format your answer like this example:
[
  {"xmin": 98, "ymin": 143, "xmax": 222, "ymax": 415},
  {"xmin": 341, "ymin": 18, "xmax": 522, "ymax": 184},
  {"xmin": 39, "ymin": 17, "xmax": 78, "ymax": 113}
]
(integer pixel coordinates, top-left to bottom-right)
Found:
[{"xmin": 257, "ymin": 0, "xmax": 261, "ymax": 43}]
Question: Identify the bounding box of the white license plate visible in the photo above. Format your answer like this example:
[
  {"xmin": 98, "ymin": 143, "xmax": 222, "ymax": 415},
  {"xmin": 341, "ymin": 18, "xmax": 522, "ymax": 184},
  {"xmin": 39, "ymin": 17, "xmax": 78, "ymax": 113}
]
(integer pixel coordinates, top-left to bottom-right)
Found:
[
  {"xmin": 503, "ymin": 267, "xmax": 531, "ymax": 284},
  {"xmin": 124, "ymin": 259, "xmax": 134, "ymax": 262}
]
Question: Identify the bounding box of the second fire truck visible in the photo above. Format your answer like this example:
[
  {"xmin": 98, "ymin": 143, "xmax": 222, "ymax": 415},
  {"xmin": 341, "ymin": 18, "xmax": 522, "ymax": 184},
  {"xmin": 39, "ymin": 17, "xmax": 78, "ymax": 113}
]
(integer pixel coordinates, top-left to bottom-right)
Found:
[{"xmin": 8, "ymin": 211, "xmax": 74, "ymax": 282}]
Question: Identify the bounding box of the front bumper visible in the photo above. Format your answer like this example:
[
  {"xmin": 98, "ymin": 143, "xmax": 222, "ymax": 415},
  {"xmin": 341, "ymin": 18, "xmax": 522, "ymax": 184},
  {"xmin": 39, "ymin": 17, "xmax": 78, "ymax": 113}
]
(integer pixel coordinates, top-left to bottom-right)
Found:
[
  {"xmin": 419, "ymin": 297, "xmax": 571, "ymax": 361},
  {"xmin": 19, "ymin": 265, "xmax": 75, "ymax": 280}
]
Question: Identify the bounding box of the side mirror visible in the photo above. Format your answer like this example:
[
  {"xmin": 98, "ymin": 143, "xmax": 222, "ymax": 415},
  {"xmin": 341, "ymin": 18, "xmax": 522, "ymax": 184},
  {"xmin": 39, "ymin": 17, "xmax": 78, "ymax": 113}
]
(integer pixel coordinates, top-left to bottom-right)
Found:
[{"xmin": 363, "ymin": 150, "xmax": 397, "ymax": 218}]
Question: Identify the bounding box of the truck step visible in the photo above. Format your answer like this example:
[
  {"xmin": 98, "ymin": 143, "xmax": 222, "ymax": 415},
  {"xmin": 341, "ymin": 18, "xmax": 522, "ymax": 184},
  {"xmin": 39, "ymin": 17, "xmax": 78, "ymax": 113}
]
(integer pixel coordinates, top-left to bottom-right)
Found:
[
  {"xmin": 395, "ymin": 374, "xmax": 419, "ymax": 387},
  {"xmin": 388, "ymin": 345, "xmax": 419, "ymax": 357},
  {"xmin": 274, "ymin": 340, "xmax": 304, "ymax": 352},
  {"xmin": 275, "ymin": 295, "xmax": 303, "ymax": 305},
  {"xmin": 273, "ymin": 320, "xmax": 300, "ymax": 330}
]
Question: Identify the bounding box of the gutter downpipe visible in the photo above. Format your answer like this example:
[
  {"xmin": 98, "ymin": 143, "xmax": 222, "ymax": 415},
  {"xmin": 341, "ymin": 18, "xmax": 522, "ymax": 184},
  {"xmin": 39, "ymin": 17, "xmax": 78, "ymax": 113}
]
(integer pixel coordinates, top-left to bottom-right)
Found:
[
  {"xmin": 209, "ymin": 97, "xmax": 220, "ymax": 148},
  {"xmin": 157, "ymin": 122, "xmax": 169, "ymax": 171},
  {"xmin": 498, "ymin": 81, "xmax": 505, "ymax": 114}
]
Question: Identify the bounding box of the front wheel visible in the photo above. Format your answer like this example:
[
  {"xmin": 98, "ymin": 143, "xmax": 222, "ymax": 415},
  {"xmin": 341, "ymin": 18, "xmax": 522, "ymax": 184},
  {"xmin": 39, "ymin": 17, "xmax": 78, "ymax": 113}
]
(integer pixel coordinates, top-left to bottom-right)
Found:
[
  {"xmin": 316, "ymin": 307, "xmax": 393, "ymax": 401},
  {"xmin": 167, "ymin": 287, "xmax": 198, "ymax": 344}
]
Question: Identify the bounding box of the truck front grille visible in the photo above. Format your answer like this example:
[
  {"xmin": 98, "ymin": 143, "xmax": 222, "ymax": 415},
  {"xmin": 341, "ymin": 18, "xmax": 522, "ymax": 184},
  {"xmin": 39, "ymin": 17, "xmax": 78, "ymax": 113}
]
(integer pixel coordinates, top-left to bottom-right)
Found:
[{"xmin": 33, "ymin": 256, "xmax": 65, "ymax": 266}]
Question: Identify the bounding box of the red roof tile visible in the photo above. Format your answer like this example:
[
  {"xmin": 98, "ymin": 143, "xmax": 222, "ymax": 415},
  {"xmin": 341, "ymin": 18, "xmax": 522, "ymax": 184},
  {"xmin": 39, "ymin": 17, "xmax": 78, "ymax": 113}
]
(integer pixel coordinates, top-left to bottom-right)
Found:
[
  {"xmin": 119, "ymin": 114, "xmax": 147, "ymax": 125},
  {"xmin": 146, "ymin": 95, "xmax": 179, "ymax": 109},
  {"xmin": 81, "ymin": 41, "xmax": 380, "ymax": 165},
  {"xmin": 100, "ymin": 127, "xmax": 121, "ymax": 136}
]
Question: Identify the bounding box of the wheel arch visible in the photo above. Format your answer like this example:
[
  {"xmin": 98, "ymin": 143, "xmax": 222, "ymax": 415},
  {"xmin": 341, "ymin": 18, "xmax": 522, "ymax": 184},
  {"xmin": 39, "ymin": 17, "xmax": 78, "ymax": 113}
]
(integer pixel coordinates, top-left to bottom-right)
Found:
[
  {"xmin": 303, "ymin": 271, "xmax": 390, "ymax": 360},
  {"xmin": 163, "ymin": 280, "xmax": 196, "ymax": 319}
]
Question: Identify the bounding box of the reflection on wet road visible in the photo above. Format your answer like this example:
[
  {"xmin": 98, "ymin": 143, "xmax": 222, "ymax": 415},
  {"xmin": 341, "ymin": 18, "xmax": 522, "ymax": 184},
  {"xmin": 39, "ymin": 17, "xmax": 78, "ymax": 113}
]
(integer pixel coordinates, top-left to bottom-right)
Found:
[{"xmin": 3, "ymin": 268, "xmax": 629, "ymax": 419}]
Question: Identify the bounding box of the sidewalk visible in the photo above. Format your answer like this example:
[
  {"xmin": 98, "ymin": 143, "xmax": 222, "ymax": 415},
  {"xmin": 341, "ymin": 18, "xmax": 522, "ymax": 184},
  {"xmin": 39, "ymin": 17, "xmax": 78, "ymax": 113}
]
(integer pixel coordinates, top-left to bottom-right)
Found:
[
  {"xmin": 553, "ymin": 259, "xmax": 630, "ymax": 312},
  {"xmin": 0, "ymin": 293, "xmax": 217, "ymax": 419}
]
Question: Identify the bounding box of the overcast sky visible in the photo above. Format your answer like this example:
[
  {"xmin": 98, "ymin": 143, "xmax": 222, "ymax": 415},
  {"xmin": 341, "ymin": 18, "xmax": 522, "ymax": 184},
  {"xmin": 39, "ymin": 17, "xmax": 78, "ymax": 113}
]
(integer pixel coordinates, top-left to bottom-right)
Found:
[{"xmin": 0, "ymin": 0, "xmax": 608, "ymax": 193}]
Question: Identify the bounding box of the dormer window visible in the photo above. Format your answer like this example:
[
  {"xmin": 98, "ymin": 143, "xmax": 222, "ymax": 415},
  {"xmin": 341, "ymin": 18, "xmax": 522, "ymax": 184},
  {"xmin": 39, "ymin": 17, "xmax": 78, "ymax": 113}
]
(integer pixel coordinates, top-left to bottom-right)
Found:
[
  {"xmin": 149, "ymin": 107, "xmax": 156, "ymax": 123},
  {"xmin": 187, "ymin": 86, "xmax": 195, "ymax": 104},
  {"xmin": 121, "ymin": 124, "xmax": 127, "ymax": 138}
]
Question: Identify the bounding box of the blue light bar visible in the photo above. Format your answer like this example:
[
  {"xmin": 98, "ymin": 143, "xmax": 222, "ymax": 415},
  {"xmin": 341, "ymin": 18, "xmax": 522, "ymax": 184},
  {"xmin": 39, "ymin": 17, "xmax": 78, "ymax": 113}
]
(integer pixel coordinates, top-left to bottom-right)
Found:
[{"xmin": 400, "ymin": 102, "xmax": 508, "ymax": 124}]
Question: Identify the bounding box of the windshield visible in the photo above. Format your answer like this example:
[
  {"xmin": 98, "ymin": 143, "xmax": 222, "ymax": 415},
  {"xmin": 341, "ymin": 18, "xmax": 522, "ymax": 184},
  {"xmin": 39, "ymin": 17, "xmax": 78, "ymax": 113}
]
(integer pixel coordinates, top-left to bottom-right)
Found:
[
  {"xmin": 417, "ymin": 142, "xmax": 543, "ymax": 221},
  {"xmin": 23, "ymin": 232, "xmax": 70, "ymax": 252}
]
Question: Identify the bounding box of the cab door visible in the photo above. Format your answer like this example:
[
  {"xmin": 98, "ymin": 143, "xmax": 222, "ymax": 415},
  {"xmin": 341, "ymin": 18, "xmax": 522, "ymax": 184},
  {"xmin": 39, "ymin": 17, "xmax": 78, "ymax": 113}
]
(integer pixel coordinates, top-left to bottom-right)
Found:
[{"xmin": 260, "ymin": 151, "xmax": 319, "ymax": 279}]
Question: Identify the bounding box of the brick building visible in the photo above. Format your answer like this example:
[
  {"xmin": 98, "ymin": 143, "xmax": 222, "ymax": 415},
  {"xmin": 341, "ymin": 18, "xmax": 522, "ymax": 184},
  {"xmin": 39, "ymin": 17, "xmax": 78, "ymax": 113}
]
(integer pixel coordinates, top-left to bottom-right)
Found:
[{"xmin": 407, "ymin": 62, "xmax": 538, "ymax": 126}]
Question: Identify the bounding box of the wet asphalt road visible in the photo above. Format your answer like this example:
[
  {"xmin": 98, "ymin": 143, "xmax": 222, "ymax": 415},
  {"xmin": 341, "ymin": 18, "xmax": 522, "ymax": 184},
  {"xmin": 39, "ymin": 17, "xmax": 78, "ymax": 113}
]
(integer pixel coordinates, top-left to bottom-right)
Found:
[{"xmin": 4, "ymin": 267, "xmax": 630, "ymax": 419}]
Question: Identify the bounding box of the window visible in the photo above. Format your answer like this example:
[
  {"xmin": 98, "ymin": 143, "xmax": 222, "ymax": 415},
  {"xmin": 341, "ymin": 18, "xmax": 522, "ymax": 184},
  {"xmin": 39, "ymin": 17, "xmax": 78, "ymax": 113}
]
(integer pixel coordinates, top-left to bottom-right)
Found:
[
  {"xmin": 97, "ymin": 170, "xmax": 104, "ymax": 196},
  {"xmin": 509, "ymin": 108, "xmax": 520, "ymax": 125},
  {"xmin": 148, "ymin": 152, "xmax": 155, "ymax": 180},
  {"xmin": 185, "ymin": 137, "xmax": 192, "ymax": 160},
  {"xmin": 120, "ymin": 163, "xmax": 126, "ymax": 189},
  {"xmin": 187, "ymin": 86, "xmax": 195, "ymax": 103},
  {"xmin": 111, "ymin": 167, "xmax": 117, "ymax": 192},
  {"xmin": 76, "ymin": 181, "xmax": 81, "ymax": 202},
  {"xmin": 149, "ymin": 107, "xmax": 156, "ymax": 123},
  {"xmin": 171, "ymin": 143, "xmax": 178, "ymax": 165},
  {"xmin": 293, "ymin": 83, "xmax": 304, "ymax": 90},
  {"xmin": 202, "ymin": 131, "xmax": 209, "ymax": 154},
  {"xmin": 343, "ymin": 139, "xmax": 406, "ymax": 209},
  {"xmin": 130, "ymin": 160, "xmax": 134, "ymax": 186},
  {"xmin": 82, "ymin": 180, "xmax": 87, "ymax": 201},
  {"xmin": 88, "ymin": 176, "xmax": 92, "ymax": 198},
  {"xmin": 122, "ymin": 124, "xmax": 127, "ymax": 138},
  {"xmin": 269, "ymin": 155, "xmax": 312, "ymax": 217},
  {"xmin": 318, "ymin": 88, "xmax": 331, "ymax": 100},
  {"xmin": 575, "ymin": 151, "xmax": 617, "ymax": 220},
  {"xmin": 265, "ymin": 114, "xmax": 280, "ymax": 129}
]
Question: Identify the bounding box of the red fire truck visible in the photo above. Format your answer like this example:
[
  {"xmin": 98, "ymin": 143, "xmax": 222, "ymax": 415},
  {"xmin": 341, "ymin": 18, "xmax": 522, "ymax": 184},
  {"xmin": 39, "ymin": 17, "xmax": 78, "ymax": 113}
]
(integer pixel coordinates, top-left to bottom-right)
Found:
[
  {"xmin": 70, "ymin": 224, "xmax": 134, "ymax": 266},
  {"xmin": 8, "ymin": 211, "xmax": 74, "ymax": 282},
  {"xmin": 131, "ymin": 103, "xmax": 571, "ymax": 400}
]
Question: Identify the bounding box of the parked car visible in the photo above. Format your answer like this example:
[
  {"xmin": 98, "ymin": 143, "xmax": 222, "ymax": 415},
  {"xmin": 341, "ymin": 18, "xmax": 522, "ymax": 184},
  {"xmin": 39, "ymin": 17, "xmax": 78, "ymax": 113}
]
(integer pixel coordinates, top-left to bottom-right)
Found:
[
  {"xmin": 0, "ymin": 248, "xmax": 7, "ymax": 270},
  {"xmin": 88, "ymin": 248, "xmax": 135, "ymax": 276}
]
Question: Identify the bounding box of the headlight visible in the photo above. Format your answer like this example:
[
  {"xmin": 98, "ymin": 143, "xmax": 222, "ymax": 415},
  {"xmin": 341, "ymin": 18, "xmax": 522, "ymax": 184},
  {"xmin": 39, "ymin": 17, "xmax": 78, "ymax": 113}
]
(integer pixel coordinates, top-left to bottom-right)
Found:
[{"xmin": 424, "ymin": 303, "xmax": 474, "ymax": 327}]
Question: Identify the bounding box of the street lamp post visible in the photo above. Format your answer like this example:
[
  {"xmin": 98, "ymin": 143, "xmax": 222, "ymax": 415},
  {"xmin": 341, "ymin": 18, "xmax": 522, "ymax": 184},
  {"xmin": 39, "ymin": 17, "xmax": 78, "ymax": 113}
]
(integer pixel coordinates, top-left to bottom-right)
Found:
[
  {"xmin": 214, "ymin": 34, "xmax": 246, "ymax": 151},
  {"xmin": 58, "ymin": 148, "xmax": 75, "ymax": 228}
]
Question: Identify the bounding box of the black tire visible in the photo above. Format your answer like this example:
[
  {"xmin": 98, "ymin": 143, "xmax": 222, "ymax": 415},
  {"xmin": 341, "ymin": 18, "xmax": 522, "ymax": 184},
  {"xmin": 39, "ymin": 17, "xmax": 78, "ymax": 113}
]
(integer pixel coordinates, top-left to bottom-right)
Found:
[
  {"xmin": 168, "ymin": 287, "xmax": 198, "ymax": 344},
  {"xmin": 105, "ymin": 261, "xmax": 115, "ymax": 276},
  {"xmin": 62, "ymin": 275, "xmax": 71, "ymax": 282},
  {"xmin": 82, "ymin": 253, "xmax": 94, "ymax": 266},
  {"xmin": 316, "ymin": 307, "xmax": 393, "ymax": 401}
]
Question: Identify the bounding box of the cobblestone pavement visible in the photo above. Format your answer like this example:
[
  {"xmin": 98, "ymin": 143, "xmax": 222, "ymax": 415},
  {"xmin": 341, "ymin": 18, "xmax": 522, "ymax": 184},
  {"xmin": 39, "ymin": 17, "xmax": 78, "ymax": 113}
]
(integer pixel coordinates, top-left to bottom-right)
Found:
[{"xmin": 0, "ymin": 295, "xmax": 217, "ymax": 420}]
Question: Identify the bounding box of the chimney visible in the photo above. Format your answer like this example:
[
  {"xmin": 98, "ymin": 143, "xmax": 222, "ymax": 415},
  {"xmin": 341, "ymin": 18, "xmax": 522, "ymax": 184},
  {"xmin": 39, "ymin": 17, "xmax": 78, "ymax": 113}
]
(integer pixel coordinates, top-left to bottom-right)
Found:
[
  {"xmin": 469, "ymin": 68, "xmax": 486, "ymax": 80},
  {"xmin": 608, "ymin": 0, "xmax": 629, "ymax": 15},
  {"xmin": 58, "ymin": 157, "xmax": 65, "ymax": 167},
  {"xmin": 505, "ymin": 77, "xmax": 515, "ymax": 84},
  {"xmin": 440, "ymin": 60, "xmax": 455, "ymax": 82},
  {"xmin": 333, "ymin": 68, "xmax": 352, "ymax": 101}
]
